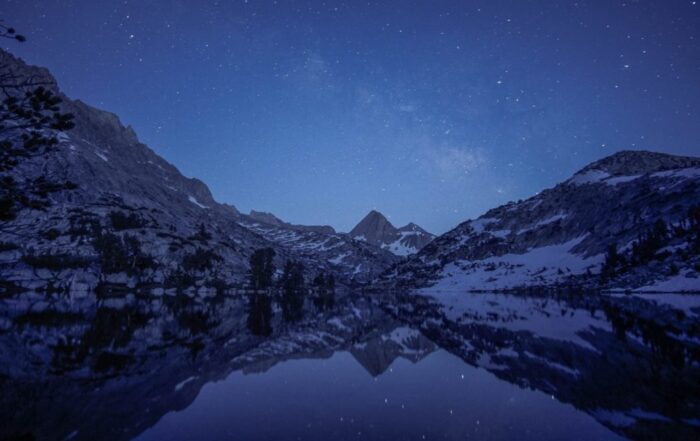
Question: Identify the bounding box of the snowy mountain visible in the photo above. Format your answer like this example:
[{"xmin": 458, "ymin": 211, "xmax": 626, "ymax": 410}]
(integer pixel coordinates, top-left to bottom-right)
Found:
[
  {"xmin": 0, "ymin": 49, "xmax": 395, "ymax": 293},
  {"xmin": 238, "ymin": 211, "xmax": 399, "ymax": 284},
  {"xmin": 349, "ymin": 210, "xmax": 435, "ymax": 256},
  {"xmin": 381, "ymin": 151, "xmax": 700, "ymax": 292}
]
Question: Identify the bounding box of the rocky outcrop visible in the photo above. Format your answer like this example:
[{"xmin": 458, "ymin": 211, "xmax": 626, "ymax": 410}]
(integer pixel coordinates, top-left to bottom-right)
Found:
[
  {"xmin": 239, "ymin": 213, "xmax": 398, "ymax": 284},
  {"xmin": 381, "ymin": 151, "xmax": 700, "ymax": 292},
  {"xmin": 0, "ymin": 49, "xmax": 395, "ymax": 293},
  {"xmin": 248, "ymin": 210, "xmax": 336, "ymax": 235}
]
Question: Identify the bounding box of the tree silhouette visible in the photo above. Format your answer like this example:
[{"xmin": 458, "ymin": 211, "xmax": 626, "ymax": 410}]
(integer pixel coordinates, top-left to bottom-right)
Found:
[
  {"xmin": 631, "ymin": 218, "xmax": 668, "ymax": 264},
  {"xmin": 280, "ymin": 260, "xmax": 305, "ymax": 322},
  {"xmin": 247, "ymin": 294, "xmax": 273, "ymax": 336},
  {"xmin": 601, "ymin": 243, "xmax": 624, "ymax": 281},
  {"xmin": 0, "ymin": 23, "xmax": 26, "ymax": 42},
  {"xmin": 312, "ymin": 271, "xmax": 336, "ymax": 310},
  {"xmin": 0, "ymin": 22, "xmax": 75, "ymax": 220},
  {"xmin": 248, "ymin": 248, "xmax": 276, "ymax": 290}
]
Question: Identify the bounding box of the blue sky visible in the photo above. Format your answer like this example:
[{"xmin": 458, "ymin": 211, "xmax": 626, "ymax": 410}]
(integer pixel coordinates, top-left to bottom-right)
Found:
[{"xmin": 3, "ymin": 0, "xmax": 700, "ymax": 233}]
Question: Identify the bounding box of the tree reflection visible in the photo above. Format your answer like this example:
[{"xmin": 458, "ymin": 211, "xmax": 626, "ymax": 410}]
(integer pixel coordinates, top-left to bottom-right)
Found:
[{"xmin": 247, "ymin": 294, "xmax": 273, "ymax": 337}]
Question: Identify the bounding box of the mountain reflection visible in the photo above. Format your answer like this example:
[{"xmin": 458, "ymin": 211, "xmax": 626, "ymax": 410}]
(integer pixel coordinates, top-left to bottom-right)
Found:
[{"xmin": 0, "ymin": 290, "xmax": 699, "ymax": 440}]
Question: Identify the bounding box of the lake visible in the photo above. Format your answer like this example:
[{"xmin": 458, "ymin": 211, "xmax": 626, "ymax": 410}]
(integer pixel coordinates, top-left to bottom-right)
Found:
[{"xmin": 1, "ymin": 289, "xmax": 699, "ymax": 440}]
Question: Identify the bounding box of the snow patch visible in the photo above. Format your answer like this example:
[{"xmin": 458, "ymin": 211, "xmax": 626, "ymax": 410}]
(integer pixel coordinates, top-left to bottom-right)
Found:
[
  {"xmin": 604, "ymin": 175, "xmax": 641, "ymax": 185},
  {"xmin": 651, "ymin": 167, "xmax": 700, "ymax": 179},
  {"xmin": 518, "ymin": 213, "xmax": 567, "ymax": 234},
  {"xmin": 56, "ymin": 132, "xmax": 71, "ymax": 142},
  {"xmin": 469, "ymin": 217, "xmax": 498, "ymax": 234},
  {"xmin": 328, "ymin": 253, "xmax": 350, "ymax": 265},
  {"xmin": 383, "ymin": 232, "xmax": 420, "ymax": 256},
  {"xmin": 423, "ymin": 235, "xmax": 602, "ymax": 291},
  {"xmin": 188, "ymin": 196, "xmax": 209, "ymax": 209},
  {"xmin": 569, "ymin": 169, "xmax": 610, "ymax": 185},
  {"xmin": 327, "ymin": 318, "xmax": 350, "ymax": 331},
  {"xmin": 175, "ymin": 376, "xmax": 198, "ymax": 391}
]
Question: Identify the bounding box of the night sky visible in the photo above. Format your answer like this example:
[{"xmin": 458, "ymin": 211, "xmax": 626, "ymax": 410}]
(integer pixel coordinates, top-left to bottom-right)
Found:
[{"xmin": 2, "ymin": 1, "xmax": 699, "ymax": 233}]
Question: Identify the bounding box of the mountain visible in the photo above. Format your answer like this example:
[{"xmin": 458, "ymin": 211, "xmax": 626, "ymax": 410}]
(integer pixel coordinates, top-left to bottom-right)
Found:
[
  {"xmin": 238, "ymin": 211, "xmax": 399, "ymax": 284},
  {"xmin": 381, "ymin": 151, "xmax": 700, "ymax": 292},
  {"xmin": 349, "ymin": 326, "xmax": 435, "ymax": 376},
  {"xmin": 0, "ymin": 49, "xmax": 395, "ymax": 293},
  {"xmin": 247, "ymin": 210, "xmax": 336, "ymax": 235},
  {"xmin": 350, "ymin": 210, "xmax": 435, "ymax": 256}
]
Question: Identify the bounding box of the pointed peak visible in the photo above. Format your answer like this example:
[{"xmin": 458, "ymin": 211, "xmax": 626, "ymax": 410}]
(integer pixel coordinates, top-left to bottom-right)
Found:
[
  {"xmin": 398, "ymin": 222, "xmax": 431, "ymax": 235},
  {"xmin": 364, "ymin": 209, "xmax": 389, "ymax": 221},
  {"xmin": 350, "ymin": 209, "xmax": 397, "ymax": 241}
]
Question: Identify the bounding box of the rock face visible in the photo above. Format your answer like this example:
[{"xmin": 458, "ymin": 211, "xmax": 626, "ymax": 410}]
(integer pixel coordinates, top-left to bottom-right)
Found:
[
  {"xmin": 382, "ymin": 151, "xmax": 700, "ymax": 292},
  {"xmin": 350, "ymin": 210, "xmax": 435, "ymax": 256},
  {"xmin": 248, "ymin": 210, "xmax": 336, "ymax": 235},
  {"xmin": 238, "ymin": 212, "xmax": 399, "ymax": 284},
  {"xmin": 0, "ymin": 49, "xmax": 395, "ymax": 292},
  {"xmin": 240, "ymin": 209, "xmax": 400, "ymax": 284}
]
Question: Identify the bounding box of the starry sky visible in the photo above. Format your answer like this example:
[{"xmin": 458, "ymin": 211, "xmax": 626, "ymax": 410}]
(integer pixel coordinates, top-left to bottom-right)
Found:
[{"xmin": 2, "ymin": 1, "xmax": 699, "ymax": 233}]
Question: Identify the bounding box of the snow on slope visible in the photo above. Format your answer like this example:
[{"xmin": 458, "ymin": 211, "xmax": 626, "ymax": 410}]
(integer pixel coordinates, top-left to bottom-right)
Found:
[
  {"xmin": 238, "ymin": 217, "xmax": 398, "ymax": 283},
  {"xmin": 350, "ymin": 211, "xmax": 434, "ymax": 256},
  {"xmin": 422, "ymin": 236, "xmax": 603, "ymax": 292},
  {"xmin": 382, "ymin": 150, "xmax": 700, "ymax": 292}
]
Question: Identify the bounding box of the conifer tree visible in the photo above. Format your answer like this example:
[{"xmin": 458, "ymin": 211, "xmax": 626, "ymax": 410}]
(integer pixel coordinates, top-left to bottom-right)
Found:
[
  {"xmin": 280, "ymin": 260, "xmax": 305, "ymax": 322},
  {"xmin": 249, "ymin": 248, "xmax": 276, "ymax": 289},
  {"xmin": 0, "ymin": 22, "xmax": 75, "ymax": 220},
  {"xmin": 601, "ymin": 243, "xmax": 623, "ymax": 281}
]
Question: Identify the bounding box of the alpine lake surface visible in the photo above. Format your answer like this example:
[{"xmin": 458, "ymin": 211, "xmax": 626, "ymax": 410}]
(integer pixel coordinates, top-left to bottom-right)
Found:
[{"xmin": 2, "ymin": 286, "xmax": 699, "ymax": 441}]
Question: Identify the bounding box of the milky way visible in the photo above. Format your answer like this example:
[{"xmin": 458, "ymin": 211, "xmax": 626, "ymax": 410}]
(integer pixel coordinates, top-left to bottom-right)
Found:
[{"xmin": 3, "ymin": 0, "xmax": 699, "ymax": 232}]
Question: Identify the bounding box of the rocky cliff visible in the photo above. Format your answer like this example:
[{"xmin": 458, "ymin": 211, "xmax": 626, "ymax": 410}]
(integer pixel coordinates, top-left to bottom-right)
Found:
[
  {"xmin": 0, "ymin": 49, "xmax": 395, "ymax": 294},
  {"xmin": 381, "ymin": 151, "xmax": 700, "ymax": 292}
]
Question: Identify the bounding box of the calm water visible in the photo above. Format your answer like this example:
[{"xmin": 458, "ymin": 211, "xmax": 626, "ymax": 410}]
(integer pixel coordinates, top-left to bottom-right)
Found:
[
  {"xmin": 1, "ymin": 290, "xmax": 699, "ymax": 440},
  {"xmin": 136, "ymin": 350, "xmax": 622, "ymax": 441}
]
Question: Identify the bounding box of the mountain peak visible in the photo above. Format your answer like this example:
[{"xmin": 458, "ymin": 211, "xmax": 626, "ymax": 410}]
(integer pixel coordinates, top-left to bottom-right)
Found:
[
  {"xmin": 350, "ymin": 210, "xmax": 395, "ymax": 241},
  {"xmin": 576, "ymin": 150, "xmax": 700, "ymax": 177},
  {"xmin": 398, "ymin": 222, "xmax": 428, "ymax": 234},
  {"xmin": 366, "ymin": 209, "xmax": 389, "ymax": 220},
  {"xmin": 349, "ymin": 211, "xmax": 434, "ymax": 256}
]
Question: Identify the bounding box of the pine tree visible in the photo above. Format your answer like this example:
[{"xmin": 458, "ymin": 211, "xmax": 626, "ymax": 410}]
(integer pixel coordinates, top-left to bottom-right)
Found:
[
  {"xmin": 631, "ymin": 218, "xmax": 669, "ymax": 264},
  {"xmin": 0, "ymin": 22, "xmax": 75, "ymax": 220},
  {"xmin": 280, "ymin": 260, "xmax": 305, "ymax": 322},
  {"xmin": 312, "ymin": 273, "xmax": 325, "ymax": 287},
  {"xmin": 601, "ymin": 243, "xmax": 623, "ymax": 281},
  {"xmin": 249, "ymin": 248, "xmax": 276, "ymax": 290}
]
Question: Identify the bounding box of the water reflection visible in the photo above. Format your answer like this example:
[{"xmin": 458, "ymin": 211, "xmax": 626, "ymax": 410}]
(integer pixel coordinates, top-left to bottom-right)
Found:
[
  {"xmin": 0, "ymin": 289, "xmax": 698, "ymax": 440},
  {"xmin": 247, "ymin": 294, "xmax": 273, "ymax": 337}
]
